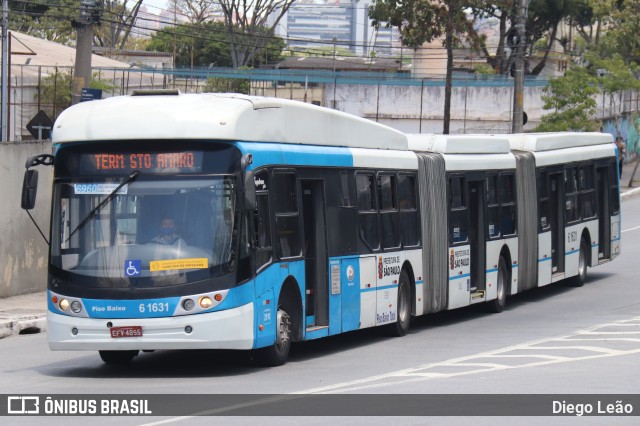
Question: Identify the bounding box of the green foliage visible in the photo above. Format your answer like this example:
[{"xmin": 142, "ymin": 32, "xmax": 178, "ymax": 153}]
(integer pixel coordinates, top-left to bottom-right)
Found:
[
  {"xmin": 536, "ymin": 65, "xmax": 599, "ymax": 131},
  {"xmin": 203, "ymin": 77, "xmax": 250, "ymax": 94},
  {"xmin": 147, "ymin": 22, "xmax": 284, "ymax": 68},
  {"xmin": 39, "ymin": 70, "xmax": 114, "ymax": 121},
  {"xmin": 8, "ymin": 0, "xmax": 76, "ymax": 44},
  {"xmin": 473, "ymin": 64, "xmax": 495, "ymax": 74},
  {"xmin": 598, "ymin": 0, "xmax": 640, "ymax": 65}
]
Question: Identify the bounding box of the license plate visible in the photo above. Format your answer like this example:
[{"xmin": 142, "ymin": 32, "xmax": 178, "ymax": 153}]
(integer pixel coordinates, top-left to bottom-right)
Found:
[{"xmin": 110, "ymin": 326, "xmax": 143, "ymax": 338}]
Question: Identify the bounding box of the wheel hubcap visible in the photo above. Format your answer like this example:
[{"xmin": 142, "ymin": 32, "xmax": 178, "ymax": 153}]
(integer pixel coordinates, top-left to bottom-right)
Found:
[
  {"xmin": 398, "ymin": 283, "xmax": 409, "ymax": 322},
  {"xmin": 276, "ymin": 309, "xmax": 291, "ymax": 349}
]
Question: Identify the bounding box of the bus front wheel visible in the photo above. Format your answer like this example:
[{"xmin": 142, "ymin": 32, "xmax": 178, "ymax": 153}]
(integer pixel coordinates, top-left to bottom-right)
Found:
[
  {"xmin": 255, "ymin": 304, "xmax": 292, "ymax": 367},
  {"xmin": 99, "ymin": 350, "xmax": 138, "ymax": 365}
]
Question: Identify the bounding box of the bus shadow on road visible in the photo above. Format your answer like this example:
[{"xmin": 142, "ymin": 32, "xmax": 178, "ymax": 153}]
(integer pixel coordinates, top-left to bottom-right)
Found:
[{"xmin": 37, "ymin": 271, "xmax": 614, "ymax": 377}]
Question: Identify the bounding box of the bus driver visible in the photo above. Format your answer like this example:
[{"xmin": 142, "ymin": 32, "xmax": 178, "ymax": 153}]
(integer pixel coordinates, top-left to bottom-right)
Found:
[{"xmin": 150, "ymin": 217, "xmax": 186, "ymax": 246}]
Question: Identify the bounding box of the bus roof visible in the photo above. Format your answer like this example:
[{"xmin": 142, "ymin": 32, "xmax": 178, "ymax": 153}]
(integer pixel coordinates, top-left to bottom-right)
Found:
[
  {"xmin": 507, "ymin": 132, "xmax": 614, "ymax": 151},
  {"xmin": 52, "ymin": 92, "xmax": 408, "ymax": 150},
  {"xmin": 406, "ymin": 134, "xmax": 512, "ymax": 154}
]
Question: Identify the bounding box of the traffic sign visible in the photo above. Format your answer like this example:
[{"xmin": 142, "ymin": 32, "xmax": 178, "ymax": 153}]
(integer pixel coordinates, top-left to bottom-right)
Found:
[{"xmin": 26, "ymin": 110, "xmax": 53, "ymax": 140}]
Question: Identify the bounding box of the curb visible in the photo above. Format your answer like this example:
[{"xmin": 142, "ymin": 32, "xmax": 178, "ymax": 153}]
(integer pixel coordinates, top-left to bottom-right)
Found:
[{"xmin": 0, "ymin": 315, "xmax": 47, "ymax": 339}]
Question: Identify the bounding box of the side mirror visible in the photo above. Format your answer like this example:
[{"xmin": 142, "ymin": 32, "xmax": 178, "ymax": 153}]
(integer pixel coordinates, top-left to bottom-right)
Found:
[
  {"xmin": 21, "ymin": 169, "xmax": 39, "ymax": 210},
  {"xmin": 244, "ymin": 171, "xmax": 256, "ymax": 211}
]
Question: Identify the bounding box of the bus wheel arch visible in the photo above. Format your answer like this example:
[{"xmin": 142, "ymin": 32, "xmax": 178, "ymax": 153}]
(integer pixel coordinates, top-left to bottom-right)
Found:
[
  {"xmin": 569, "ymin": 230, "xmax": 591, "ymax": 287},
  {"xmin": 387, "ymin": 267, "xmax": 412, "ymax": 337},
  {"xmin": 255, "ymin": 277, "xmax": 301, "ymax": 367},
  {"xmin": 488, "ymin": 246, "xmax": 511, "ymax": 313}
]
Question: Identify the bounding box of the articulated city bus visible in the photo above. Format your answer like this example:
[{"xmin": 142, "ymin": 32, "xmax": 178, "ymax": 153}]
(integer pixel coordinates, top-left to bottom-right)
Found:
[{"xmin": 21, "ymin": 92, "xmax": 620, "ymax": 366}]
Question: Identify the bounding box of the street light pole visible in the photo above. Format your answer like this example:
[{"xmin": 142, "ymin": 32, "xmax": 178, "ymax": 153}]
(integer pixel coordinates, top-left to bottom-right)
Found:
[
  {"xmin": 72, "ymin": 0, "xmax": 99, "ymax": 105},
  {"xmin": 512, "ymin": 0, "xmax": 528, "ymax": 133},
  {"xmin": 1, "ymin": 0, "xmax": 9, "ymax": 141}
]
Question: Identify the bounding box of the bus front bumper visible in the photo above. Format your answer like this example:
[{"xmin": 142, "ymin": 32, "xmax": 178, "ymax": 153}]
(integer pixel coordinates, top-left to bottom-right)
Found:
[{"xmin": 47, "ymin": 302, "xmax": 254, "ymax": 351}]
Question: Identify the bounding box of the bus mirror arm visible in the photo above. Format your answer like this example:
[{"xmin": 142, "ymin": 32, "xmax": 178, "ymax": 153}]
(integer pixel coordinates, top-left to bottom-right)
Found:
[
  {"xmin": 244, "ymin": 171, "xmax": 256, "ymax": 211},
  {"xmin": 21, "ymin": 153, "xmax": 54, "ymax": 246}
]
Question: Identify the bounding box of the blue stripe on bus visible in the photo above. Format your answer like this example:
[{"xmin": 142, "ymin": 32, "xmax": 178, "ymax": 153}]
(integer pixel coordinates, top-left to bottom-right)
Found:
[
  {"xmin": 591, "ymin": 243, "xmax": 599, "ymax": 248},
  {"xmin": 235, "ymin": 142, "xmax": 354, "ymax": 170},
  {"xmin": 361, "ymin": 284, "xmax": 398, "ymax": 293},
  {"xmin": 538, "ymin": 257, "xmax": 552, "ymax": 263},
  {"xmin": 612, "ymin": 237, "xmax": 621, "ymax": 242},
  {"xmin": 486, "ymin": 268, "xmax": 498, "ymax": 274},
  {"xmin": 416, "ymin": 280, "xmax": 424, "ymax": 285},
  {"xmin": 449, "ymin": 273, "xmax": 471, "ymax": 280},
  {"xmin": 566, "ymin": 249, "xmax": 580, "ymax": 255}
]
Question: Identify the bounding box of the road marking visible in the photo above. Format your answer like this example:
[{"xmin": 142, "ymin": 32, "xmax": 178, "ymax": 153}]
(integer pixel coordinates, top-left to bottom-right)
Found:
[
  {"xmin": 139, "ymin": 316, "xmax": 640, "ymax": 424},
  {"xmin": 622, "ymin": 225, "xmax": 640, "ymax": 233}
]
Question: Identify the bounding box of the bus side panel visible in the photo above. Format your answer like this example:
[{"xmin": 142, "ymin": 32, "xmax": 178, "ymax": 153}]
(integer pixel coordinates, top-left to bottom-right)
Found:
[
  {"xmin": 583, "ymin": 219, "xmax": 599, "ymax": 267},
  {"xmin": 340, "ymin": 257, "xmax": 361, "ymax": 333},
  {"xmin": 505, "ymin": 238, "xmax": 519, "ymax": 296},
  {"xmin": 376, "ymin": 252, "xmax": 405, "ymax": 326},
  {"xmin": 611, "ymin": 214, "xmax": 621, "ymax": 259},
  {"xmin": 252, "ymin": 261, "xmax": 305, "ymax": 349},
  {"xmin": 359, "ymin": 256, "xmax": 377, "ymax": 329},
  {"xmin": 448, "ymin": 245, "xmax": 471, "ymax": 310},
  {"xmin": 564, "ymin": 223, "xmax": 584, "ymax": 278},
  {"xmin": 537, "ymin": 231, "xmax": 553, "ymax": 286},
  {"xmin": 484, "ymin": 239, "xmax": 504, "ymax": 302},
  {"xmin": 405, "ymin": 249, "xmax": 424, "ymax": 316}
]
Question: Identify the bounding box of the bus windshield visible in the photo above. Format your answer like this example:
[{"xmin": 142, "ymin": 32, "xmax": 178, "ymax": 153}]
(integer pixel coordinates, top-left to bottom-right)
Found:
[{"xmin": 51, "ymin": 176, "xmax": 236, "ymax": 286}]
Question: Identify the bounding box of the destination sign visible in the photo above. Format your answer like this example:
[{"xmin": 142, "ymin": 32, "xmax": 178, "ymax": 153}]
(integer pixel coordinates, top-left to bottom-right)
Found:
[{"xmin": 79, "ymin": 151, "xmax": 204, "ymax": 174}]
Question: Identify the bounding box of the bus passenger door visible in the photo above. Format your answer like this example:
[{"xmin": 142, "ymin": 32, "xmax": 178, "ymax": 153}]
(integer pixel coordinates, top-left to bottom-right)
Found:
[
  {"xmin": 468, "ymin": 180, "xmax": 486, "ymax": 298},
  {"xmin": 596, "ymin": 166, "xmax": 611, "ymax": 260},
  {"xmin": 549, "ymin": 173, "xmax": 565, "ymax": 274},
  {"xmin": 301, "ymin": 180, "xmax": 329, "ymax": 329}
]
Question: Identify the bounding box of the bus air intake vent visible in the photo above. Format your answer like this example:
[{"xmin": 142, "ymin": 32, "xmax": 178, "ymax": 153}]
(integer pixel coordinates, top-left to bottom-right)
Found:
[{"xmin": 130, "ymin": 89, "xmax": 180, "ymax": 96}]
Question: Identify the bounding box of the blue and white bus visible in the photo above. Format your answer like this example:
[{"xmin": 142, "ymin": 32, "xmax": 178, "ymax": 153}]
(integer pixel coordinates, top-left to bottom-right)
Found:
[{"xmin": 21, "ymin": 92, "xmax": 620, "ymax": 365}]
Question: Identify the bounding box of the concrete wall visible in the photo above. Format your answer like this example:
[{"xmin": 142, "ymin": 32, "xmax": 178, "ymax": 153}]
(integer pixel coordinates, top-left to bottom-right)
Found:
[
  {"xmin": 330, "ymin": 83, "xmax": 546, "ymax": 134},
  {"xmin": 0, "ymin": 141, "xmax": 52, "ymax": 298}
]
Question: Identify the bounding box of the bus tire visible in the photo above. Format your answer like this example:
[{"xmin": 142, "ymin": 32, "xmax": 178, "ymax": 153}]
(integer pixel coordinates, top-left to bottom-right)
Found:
[
  {"xmin": 387, "ymin": 270, "xmax": 411, "ymax": 337},
  {"xmin": 99, "ymin": 350, "xmax": 138, "ymax": 365},
  {"xmin": 255, "ymin": 303, "xmax": 292, "ymax": 367},
  {"xmin": 487, "ymin": 256, "xmax": 508, "ymax": 313},
  {"xmin": 568, "ymin": 238, "xmax": 589, "ymax": 287}
]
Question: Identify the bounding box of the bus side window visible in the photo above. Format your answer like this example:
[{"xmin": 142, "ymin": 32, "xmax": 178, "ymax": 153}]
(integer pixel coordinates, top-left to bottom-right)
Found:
[
  {"xmin": 500, "ymin": 173, "xmax": 516, "ymax": 235},
  {"xmin": 273, "ymin": 171, "xmax": 301, "ymax": 258},
  {"xmin": 379, "ymin": 173, "xmax": 400, "ymax": 249},
  {"xmin": 254, "ymin": 170, "xmax": 272, "ymax": 270},
  {"xmin": 356, "ymin": 173, "xmax": 380, "ymax": 251},
  {"xmin": 564, "ymin": 166, "xmax": 580, "ymax": 223},
  {"xmin": 486, "ymin": 174, "xmax": 500, "ymax": 238},
  {"xmin": 449, "ymin": 175, "xmax": 468, "ymax": 244},
  {"xmin": 398, "ymin": 173, "xmax": 420, "ymax": 247},
  {"xmin": 580, "ymin": 165, "xmax": 596, "ymax": 219},
  {"xmin": 610, "ymin": 160, "xmax": 620, "ymax": 214},
  {"xmin": 538, "ymin": 171, "xmax": 550, "ymax": 231}
]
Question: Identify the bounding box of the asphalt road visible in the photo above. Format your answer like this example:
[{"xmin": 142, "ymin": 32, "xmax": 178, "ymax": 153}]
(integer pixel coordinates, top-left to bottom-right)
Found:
[{"xmin": 2, "ymin": 197, "xmax": 640, "ymax": 425}]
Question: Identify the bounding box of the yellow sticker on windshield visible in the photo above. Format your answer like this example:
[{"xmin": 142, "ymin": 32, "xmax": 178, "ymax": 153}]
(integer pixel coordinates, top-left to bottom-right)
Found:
[{"xmin": 150, "ymin": 258, "xmax": 209, "ymax": 272}]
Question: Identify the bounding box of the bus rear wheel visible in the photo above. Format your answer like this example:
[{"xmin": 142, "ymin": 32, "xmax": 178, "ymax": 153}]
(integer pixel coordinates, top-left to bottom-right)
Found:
[
  {"xmin": 387, "ymin": 270, "xmax": 411, "ymax": 337},
  {"xmin": 99, "ymin": 350, "xmax": 138, "ymax": 365},
  {"xmin": 487, "ymin": 257, "xmax": 508, "ymax": 313},
  {"xmin": 568, "ymin": 238, "xmax": 589, "ymax": 287},
  {"xmin": 255, "ymin": 304, "xmax": 292, "ymax": 367}
]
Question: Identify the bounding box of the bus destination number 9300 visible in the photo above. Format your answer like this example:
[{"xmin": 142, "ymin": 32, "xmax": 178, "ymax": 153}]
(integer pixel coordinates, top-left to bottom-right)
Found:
[{"xmin": 139, "ymin": 302, "xmax": 170, "ymax": 313}]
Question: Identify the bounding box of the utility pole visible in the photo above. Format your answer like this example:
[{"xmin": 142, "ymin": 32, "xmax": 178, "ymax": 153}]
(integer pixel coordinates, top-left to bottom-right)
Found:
[
  {"xmin": 1, "ymin": 0, "xmax": 9, "ymax": 141},
  {"xmin": 511, "ymin": 0, "xmax": 528, "ymax": 133},
  {"xmin": 72, "ymin": 0, "xmax": 100, "ymax": 105}
]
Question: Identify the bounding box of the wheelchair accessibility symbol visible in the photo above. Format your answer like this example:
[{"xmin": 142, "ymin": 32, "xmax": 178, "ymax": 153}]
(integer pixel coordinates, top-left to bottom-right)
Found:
[{"xmin": 125, "ymin": 259, "xmax": 141, "ymax": 277}]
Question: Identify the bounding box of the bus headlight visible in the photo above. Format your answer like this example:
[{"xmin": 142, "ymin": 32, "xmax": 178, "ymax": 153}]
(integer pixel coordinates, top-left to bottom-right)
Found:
[
  {"xmin": 199, "ymin": 296, "xmax": 213, "ymax": 309},
  {"xmin": 59, "ymin": 299, "xmax": 70, "ymax": 311},
  {"xmin": 70, "ymin": 301, "xmax": 83, "ymax": 313},
  {"xmin": 182, "ymin": 299, "xmax": 195, "ymax": 311}
]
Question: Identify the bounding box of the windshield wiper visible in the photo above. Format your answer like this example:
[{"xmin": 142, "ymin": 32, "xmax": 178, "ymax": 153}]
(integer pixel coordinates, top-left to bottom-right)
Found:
[{"xmin": 66, "ymin": 171, "xmax": 140, "ymax": 243}]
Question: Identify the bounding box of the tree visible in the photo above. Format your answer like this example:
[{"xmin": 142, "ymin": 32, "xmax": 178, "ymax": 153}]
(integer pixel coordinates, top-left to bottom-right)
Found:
[
  {"xmin": 39, "ymin": 70, "xmax": 114, "ymax": 122},
  {"xmin": 466, "ymin": 0, "xmax": 514, "ymax": 75},
  {"xmin": 598, "ymin": 0, "xmax": 640, "ymax": 65},
  {"xmin": 177, "ymin": 0, "xmax": 220, "ymax": 24},
  {"xmin": 535, "ymin": 65, "xmax": 600, "ymax": 131},
  {"xmin": 204, "ymin": 76, "xmax": 250, "ymax": 94},
  {"xmin": 369, "ymin": 0, "xmax": 467, "ymax": 133},
  {"xmin": 8, "ymin": 0, "xmax": 76, "ymax": 44},
  {"xmin": 95, "ymin": 0, "xmax": 144, "ymax": 50},
  {"xmin": 146, "ymin": 21, "xmax": 284, "ymax": 68},
  {"xmin": 218, "ymin": 0, "xmax": 295, "ymax": 67}
]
